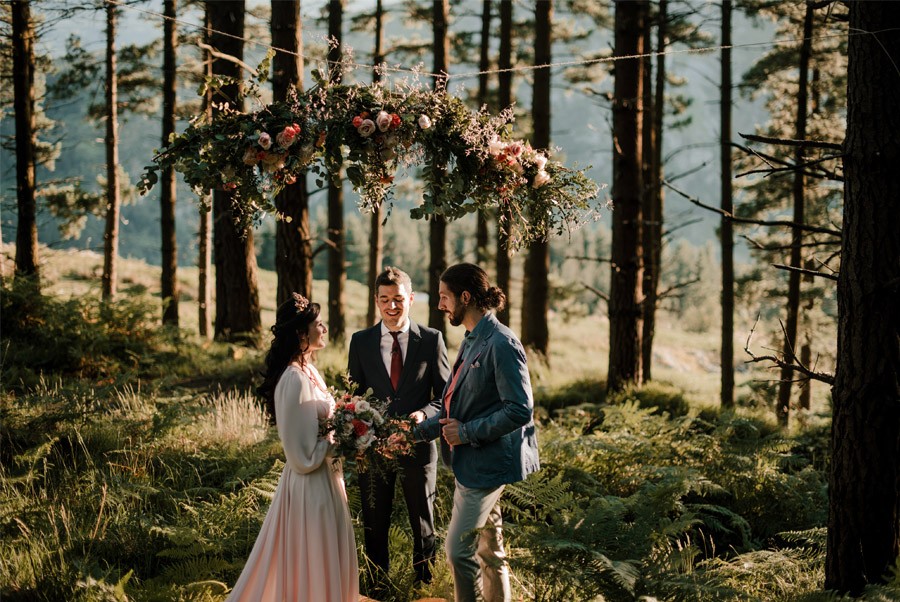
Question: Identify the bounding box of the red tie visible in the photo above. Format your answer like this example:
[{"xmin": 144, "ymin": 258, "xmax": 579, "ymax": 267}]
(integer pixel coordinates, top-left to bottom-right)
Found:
[{"xmin": 389, "ymin": 331, "xmax": 402, "ymax": 391}]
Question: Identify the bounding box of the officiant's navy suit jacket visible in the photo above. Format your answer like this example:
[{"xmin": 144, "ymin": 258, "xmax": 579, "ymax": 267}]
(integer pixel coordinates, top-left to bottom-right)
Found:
[{"xmin": 419, "ymin": 313, "xmax": 540, "ymax": 488}]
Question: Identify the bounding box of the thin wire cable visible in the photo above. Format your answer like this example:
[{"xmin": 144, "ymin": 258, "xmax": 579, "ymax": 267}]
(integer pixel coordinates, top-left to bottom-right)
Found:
[{"xmin": 104, "ymin": 0, "xmax": 897, "ymax": 83}]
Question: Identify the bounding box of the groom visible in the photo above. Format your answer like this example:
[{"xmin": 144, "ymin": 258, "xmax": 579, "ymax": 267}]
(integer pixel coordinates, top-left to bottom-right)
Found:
[
  {"xmin": 348, "ymin": 266, "xmax": 450, "ymax": 591},
  {"xmin": 417, "ymin": 262, "xmax": 540, "ymax": 602}
]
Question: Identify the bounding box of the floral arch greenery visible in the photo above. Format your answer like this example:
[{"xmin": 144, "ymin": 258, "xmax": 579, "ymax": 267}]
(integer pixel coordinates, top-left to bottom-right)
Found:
[{"xmin": 139, "ymin": 68, "xmax": 602, "ymax": 250}]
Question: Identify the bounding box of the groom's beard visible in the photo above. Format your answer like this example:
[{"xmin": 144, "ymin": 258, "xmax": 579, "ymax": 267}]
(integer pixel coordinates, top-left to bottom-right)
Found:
[{"xmin": 447, "ymin": 305, "xmax": 465, "ymax": 327}]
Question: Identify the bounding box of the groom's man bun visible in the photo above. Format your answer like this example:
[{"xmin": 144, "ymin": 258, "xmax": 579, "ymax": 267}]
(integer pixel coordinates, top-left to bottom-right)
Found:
[{"xmin": 440, "ymin": 263, "xmax": 507, "ymax": 312}]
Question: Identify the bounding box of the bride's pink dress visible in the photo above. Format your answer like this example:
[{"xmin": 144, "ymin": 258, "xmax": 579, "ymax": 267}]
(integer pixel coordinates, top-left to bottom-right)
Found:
[{"xmin": 227, "ymin": 364, "xmax": 359, "ymax": 601}]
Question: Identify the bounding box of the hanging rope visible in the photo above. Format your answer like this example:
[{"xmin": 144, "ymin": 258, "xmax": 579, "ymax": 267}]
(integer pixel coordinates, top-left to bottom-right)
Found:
[{"xmin": 104, "ymin": 0, "xmax": 896, "ymax": 82}]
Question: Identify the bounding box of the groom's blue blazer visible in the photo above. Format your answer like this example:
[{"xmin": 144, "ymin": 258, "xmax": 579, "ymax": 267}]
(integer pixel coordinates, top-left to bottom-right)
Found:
[{"xmin": 419, "ymin": 313, "xmax": 540, "ymax": 489}]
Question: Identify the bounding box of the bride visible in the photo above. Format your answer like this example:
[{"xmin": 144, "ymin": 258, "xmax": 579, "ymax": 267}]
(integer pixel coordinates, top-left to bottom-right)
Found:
[{"xmin": 226, "ymin": 293, "xmax": 359, "ymax": 601}]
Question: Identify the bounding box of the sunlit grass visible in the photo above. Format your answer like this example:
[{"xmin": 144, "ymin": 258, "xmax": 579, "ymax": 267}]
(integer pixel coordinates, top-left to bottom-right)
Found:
[{"xmin": 195, "ymin": 389, "xmax": 270, "ymax": 448}]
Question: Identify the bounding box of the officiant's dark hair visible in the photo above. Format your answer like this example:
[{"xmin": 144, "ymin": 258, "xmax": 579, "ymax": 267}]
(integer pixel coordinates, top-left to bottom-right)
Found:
[
  {"xmin": 256, "ymin": 297, "xmax": 321, "ymax": 424},
  {"xmin": 441, "ymin": 263, "xmax": 506, "ymax": 311}
]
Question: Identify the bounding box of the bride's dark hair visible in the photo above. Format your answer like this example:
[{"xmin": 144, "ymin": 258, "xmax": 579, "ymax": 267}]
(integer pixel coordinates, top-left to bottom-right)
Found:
[{"xmin": 256, "ymin": 295, "xmax": 321, "ymax": 424}]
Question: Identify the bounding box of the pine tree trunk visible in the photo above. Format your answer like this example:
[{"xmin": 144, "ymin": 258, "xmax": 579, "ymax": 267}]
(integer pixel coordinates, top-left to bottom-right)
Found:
[
  {"xmin": 776, "ymin": 2, "xmax": 813, "ymax": 427},
  {"xmin": 650, "ymin": 0, "xmax": 666, "ymax": 381},
  {"xmin": 640, "ymin": 16, "xmax": 655, "ymax": 380},
  {"xmin": 428, "ymin": 0, "xmax": 449, "ymax": 338},
  {"xmin": 272, "ymin": 0, "xmax": 313, "ymax": 305},
  {"xmin": 12, "ymin": 0, "xmax": 38, "ymax": 281},
  {"xmin": 198, "ymin": 15, "xmax": 213, "ymax": 340},
  {"xmin": 327, "ymin": 0, "xmax": 346, "ymax": 341},
  {"xmin": 521, "ymin": 0, "xmax": 552, "ymax": 357},
  {"xmin": 495, "ymin": 0, "xmax": 513, "ymax": 326},
  {"xmin": 366, "ymin": 0, "xmax": 385, "ymax": 327},
  {"xmin": 720, "ymin": 0, "xmax": 735, "ymax": 408},
  {"xmin": 208, "ymin": 0, "xmax": 261, "ymax": 344},
  {"xmin": 474, "ymin": 0, "xmax": 492, "ymax": 265},
  {"xmin": 825, "ymin": 2, "xmax": 900, "ymax": 593},
  {"xmin": 198, "ymin": 201, "xmax": 212, "ymax": 339},
  {"xmin": 607, "ymin": 0, "xmax": 647, "ymax": 392},
  {"xmin": 102, "ymin": 2, "xmax": 121, "ymax": 301},
  {"xmin": 799, "ymin": 258, "xmax": 814, "ymax": 411},
  {"xmin": 160, "ymin": 0, "xmax": 179, "ymax": 326}
]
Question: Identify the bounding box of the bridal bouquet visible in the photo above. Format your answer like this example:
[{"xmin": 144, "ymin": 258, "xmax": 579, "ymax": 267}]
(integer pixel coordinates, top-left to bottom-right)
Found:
[{"xmin": 322, "ymin": 390, "xmax": 416, "ymax": 470}]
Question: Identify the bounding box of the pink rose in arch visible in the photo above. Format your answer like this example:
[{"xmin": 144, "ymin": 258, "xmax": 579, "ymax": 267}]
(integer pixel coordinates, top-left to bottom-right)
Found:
[
  {"xmin": 376, "ymin": 110, "xmax": 392, "ymax": 132},
  {"xmin": 358, "ymin": 119, "xmax": 376, "ymax": 137}
]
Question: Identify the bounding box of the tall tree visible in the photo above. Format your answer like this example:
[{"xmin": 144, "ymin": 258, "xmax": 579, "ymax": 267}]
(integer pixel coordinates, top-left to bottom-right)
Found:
[
  {"xmin": 198, "ymin": 9, "xmax": 214, "ymax": 340},
  {"xmin": 607, "ymin": 0, "xmax": 647, "ymax": 392},
  {"xmin": 327, "ymin": 0, "xmax": 346, "ymax": 341},
  {"xmin": 474, "ymin": 0, "xmax": 491, "ymax": 265},
  {"xmin": 11, "ymin": 0, "xmax": 38, "ymax": 281},
  {"xmin": 640, "ymin": 4, "xmax": 656, "ymax": 379},
  {"xmin": 101, "ymin": 1, "xmax": 121, "ymax": 300},
  {"xmin": 720, "ymin": 0, "xmax": 734, "ymax": 408},
  {"xmin": 366, "ymin": 0, "xmax": 385, "ymax": 327},
  {"xmin": 495, "ymin": 0, "xmax": 513, "ymax": 326},
  {"xmin": 826, "ymin": 2, "xmax": 900, "ymax": 593},
  {"xmin": 427, "ymin": 0, "xmax": 449, "ymax": 337},
  {"xmin": 160, "ymin": 0, "xmax": 179, "ymax": 325},
  {"xmin": 775, "ymin": 1, "xmax": 814, "ymax": 427},
  {"xmin": 521, "ymin": 0, "xmax": 552, "ymax": 356},
  {"xmin": 208, "ymin": 0, "xmax": 261, "ymax": 343},
  {"xmin": 272, "ymin": 0, "xmax": 313, "ymax": 305}
]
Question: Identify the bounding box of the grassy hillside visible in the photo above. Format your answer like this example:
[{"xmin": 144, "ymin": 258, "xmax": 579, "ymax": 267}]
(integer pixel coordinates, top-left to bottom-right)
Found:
[{"xmin": 0, "ymin": 243, "xmax": 832, "ymax": 414}]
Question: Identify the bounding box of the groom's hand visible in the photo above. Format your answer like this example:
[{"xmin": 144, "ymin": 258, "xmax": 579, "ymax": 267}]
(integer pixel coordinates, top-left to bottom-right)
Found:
[
  {"xmin": 440, "ymin": 418, "xmax": 463, "ymax": 446},
  {"xmin": 409, "ymin": 410, "xmax": 426, "ymax": 424}
]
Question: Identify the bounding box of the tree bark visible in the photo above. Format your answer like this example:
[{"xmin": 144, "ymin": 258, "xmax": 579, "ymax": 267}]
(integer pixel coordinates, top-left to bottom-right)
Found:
[
  {"xmin": 198, "ymin": 11, "xmax": 213, "ymax": 340},
  {"xmin": 720, "ymin": 0, "xmax": 734, "ymax": 408},
  {"xmin": 607, "ymin": 0, "xmax": 647, "ymax": 392},
  {"xmin": 367, "ymin": 0, "xmax": 385, "ymax": 328},
  {"xmin": 474, "ymin": 0, "xmax": 492, "ymax": 265},
  {"xmin": 102, "ymin": 2, "xmax": 121, "ymax": 301},
  {"xmin": 825, "ymin": 2, "xmax": 900, "ymax": 594},
  {"xmin": 776, "ymin": 2, "xmax": 813, "ymax": 427},
  {"xmin": 12, "ymin": 0, "xmax": 38, "ymax": 281},
  {"xmin": 208, "ymin": 0, "xmax": 261, "ymax": 344},
  {"xmin": 495, "ymin": 0, "xmax": 513, "ymax": 326},
  {"xmin": 160, "ymin": 0, "xmax": 179, "ymax": 326},
  {"xmin": 272, "ymin": 0, "xmax": 313, "ymax": 305},
  {"xmin": 640, "ymin": 10, "xmax": 656, "ymax": 379},
  {"xmin": 198, "ymin": 201, "xmax": 212, "ymax": 339},
  {"xmin": 521, "ymin": 0, "xmax": 552, "ymax": 357},
  {"xmin": 428, "ymin": 0, "xmax": 449, "ymax": 338},
  {"xmin": 327, "ymin": 0, "xmax": 346, "ymax": 341}
]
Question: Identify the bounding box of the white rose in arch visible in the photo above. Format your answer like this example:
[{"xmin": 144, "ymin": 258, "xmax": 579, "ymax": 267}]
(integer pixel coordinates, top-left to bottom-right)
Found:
[
  {"xmin": 358, "ymin": 119, "xmax": 376, "ymax": 137},
  {"xmin": 488, "ymin": 135, "xmax": 505, "ymax": 157},
  {"xmin": 418, "ymin": 114, "xmax": 432, "ymax": 129},
  {"xmin": 533, "ymin": 153, "xmax": 548, "ymax": 171},
  {"xmin": 376, "ymin": 111, "xmax": 392, "ymax": 132},
  {"xmin": 533, "ymin": 170, "xmax": 551, "ymax": 189},
  {"xmin": 258, "ymin": 132, "xmax": 273, "ymax": 150}
]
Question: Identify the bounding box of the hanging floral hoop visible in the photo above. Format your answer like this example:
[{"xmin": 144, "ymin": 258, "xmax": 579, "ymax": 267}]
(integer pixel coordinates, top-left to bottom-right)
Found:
[{"xmin": 139, "ymin": 71, "xmax": 602, "ymax": 249}]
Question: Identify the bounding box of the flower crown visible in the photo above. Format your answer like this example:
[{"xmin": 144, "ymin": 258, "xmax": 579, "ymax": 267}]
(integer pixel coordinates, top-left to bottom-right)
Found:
[{"xmin": 292, "ymin": 292, "xmax": 310, "ymax": 313}]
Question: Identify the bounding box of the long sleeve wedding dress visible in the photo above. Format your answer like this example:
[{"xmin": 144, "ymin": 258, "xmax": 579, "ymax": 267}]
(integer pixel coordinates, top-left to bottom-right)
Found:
[{"xmin": 226, "ymin": 363, "xmax": 359, "ymax": 601}]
